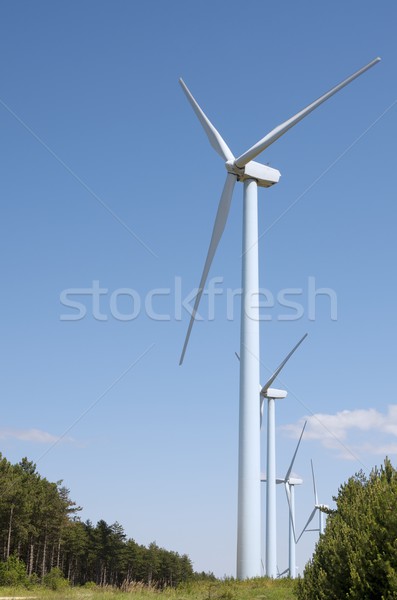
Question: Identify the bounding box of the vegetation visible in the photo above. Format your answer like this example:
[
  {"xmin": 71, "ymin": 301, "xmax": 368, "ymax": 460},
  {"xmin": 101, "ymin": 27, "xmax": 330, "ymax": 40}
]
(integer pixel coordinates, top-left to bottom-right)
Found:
[
  {"xmin": 296, "ymin": 457, "xmax": 397, "ymax": 599},
  {"xmin": 6, "ymin": 450, "xmax": 397, "ymax": 598},
  {"xmin": 0, "ymin": 453, "xmax": 194, "ymax": 587},
  {"xmin": 0, "ymin": 578, "xmax": 296, "ymax": 599}
]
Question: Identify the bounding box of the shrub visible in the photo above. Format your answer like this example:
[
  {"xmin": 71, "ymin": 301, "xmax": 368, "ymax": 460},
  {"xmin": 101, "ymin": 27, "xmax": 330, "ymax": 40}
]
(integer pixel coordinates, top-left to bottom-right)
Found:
[
  {"xmin": 0, "ymin": 555, "xmax": 28, "ymax": 586},
  {"xmin": 43, "ymin": 567, "xmax": 69, "ymax": 590},
  {"xmin": 83, "ymin": 580, "xmax": 98, "ymax": 589}
]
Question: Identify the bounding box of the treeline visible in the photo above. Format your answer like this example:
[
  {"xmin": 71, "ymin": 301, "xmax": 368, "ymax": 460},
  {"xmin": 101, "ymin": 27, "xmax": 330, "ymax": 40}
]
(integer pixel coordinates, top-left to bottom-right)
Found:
[{"xmin": 0, "ymin": 454, "xmax": 196, "ymax": 587}]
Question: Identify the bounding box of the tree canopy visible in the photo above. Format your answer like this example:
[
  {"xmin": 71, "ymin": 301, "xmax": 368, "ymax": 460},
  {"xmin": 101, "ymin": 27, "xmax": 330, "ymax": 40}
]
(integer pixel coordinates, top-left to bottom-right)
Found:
[
  {"xmin": 0, "ymin": 453, "xmax": 195, "ymax": 587},
  {"xmin": 297, "ymin": 457, "xmax": 397, "ymax": 600}
]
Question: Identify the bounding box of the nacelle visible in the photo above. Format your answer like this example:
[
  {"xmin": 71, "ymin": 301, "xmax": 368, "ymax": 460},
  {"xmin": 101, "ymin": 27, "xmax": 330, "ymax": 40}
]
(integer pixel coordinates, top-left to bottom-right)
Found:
[
  {"xmin": 227, "ymin": 160, "xmax": 281, "ymax": 188},
  {"xmin": 289, "ymin": 477, "xmax": 303, "ymax": 486},
  {"xmin": 262, "ymin": 387, "xmax": 287, "ymax": 399}
]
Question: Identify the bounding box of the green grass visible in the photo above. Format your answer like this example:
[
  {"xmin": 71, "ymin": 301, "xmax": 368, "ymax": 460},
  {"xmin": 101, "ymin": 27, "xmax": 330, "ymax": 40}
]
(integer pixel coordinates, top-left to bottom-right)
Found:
[{"xmin": 0, "ymin": 578, "xmax": 296, "ymax": 600}]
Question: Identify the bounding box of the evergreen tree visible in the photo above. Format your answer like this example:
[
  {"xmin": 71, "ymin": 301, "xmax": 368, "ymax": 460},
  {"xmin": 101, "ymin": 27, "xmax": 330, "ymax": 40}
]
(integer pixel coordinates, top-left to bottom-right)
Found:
[{"xmin": 297, "ymin": 457, "xmax": 397, "ymax": 599}]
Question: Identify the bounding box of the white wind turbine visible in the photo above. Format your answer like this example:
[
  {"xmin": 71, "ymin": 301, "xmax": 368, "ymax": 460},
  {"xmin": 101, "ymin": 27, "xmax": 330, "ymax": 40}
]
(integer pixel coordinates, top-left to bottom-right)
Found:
[
  {"xmin": 260, "ymin": 333, "xmax": 307, "ymax": 577},
  {"xmin": 238, "ymin": 335, "xmax": 305, "ymax": 577},
  {"xmin": 178, "ymin": 57, "xmax": 380, "ymax": 579},
  {"xmin": 261, "ymin": 422, "xmax": 306, "ymax": 579},
  {"xmin": 274, "ymin": 421, "xmax": 307, "ymax": 579},
  {"xmin": 297, "ymin": 460, "xmax": 329, "ymax": 541}
]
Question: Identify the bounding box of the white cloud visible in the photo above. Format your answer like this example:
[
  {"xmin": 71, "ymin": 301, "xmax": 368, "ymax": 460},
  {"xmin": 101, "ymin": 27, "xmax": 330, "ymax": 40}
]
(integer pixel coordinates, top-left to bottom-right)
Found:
[
  {"xmin": 0, "ymin": 428, "xmax": 73, "ymax": 444},
  {"xmin": 283, "ymin": 405, "xmax": 397, "ymax": 460}
]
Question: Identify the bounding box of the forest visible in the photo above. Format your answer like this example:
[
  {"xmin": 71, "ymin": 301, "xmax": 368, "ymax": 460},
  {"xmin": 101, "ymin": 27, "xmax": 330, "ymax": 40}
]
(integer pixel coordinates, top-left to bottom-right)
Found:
[{"xmin": 0, "ymin": 453, "xmax": 197, "ymax": 587}]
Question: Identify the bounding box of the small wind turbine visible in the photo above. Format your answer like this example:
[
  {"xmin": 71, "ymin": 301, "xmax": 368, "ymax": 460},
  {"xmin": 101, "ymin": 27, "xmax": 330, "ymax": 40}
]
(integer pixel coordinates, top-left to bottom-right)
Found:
[
  {"xmin": 298, "ymin": 460, "xmax": 329, "ymax": 541},
  {"xmin": 178, "ymin": 57, "xmax": 380, "ymax": 579},
  {"xmin": 260, "ymin": 334, "xmax": 307, "ymax": 577},
  {"xmin": 239, "ymin": 344, "xmax": 305, "ymax": 578},
  {"xmin": 277, "ymin": 421, "xmax": 307, "ymax": 579}
]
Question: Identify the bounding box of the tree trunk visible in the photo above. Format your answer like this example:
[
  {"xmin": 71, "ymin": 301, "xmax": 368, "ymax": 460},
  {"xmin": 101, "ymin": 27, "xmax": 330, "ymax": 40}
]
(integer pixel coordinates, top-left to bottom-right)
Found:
[
  {"xmin": 28, "ymin": 543, "xmax": 34, "ymax": 576},
  {"xmin": 41, "ymin": 534, "xmax": 47, "ymax": 578},
  {"xmin": 56, "ymin": 537, "xmax": 61, "ymax": 568},
  {"xmin": 34, "ymin": 540, "xmax": 40, "ymax": 573},
  {"xmin": 6, "ymin": 505, "xmax": 14, "ymax": 559}
]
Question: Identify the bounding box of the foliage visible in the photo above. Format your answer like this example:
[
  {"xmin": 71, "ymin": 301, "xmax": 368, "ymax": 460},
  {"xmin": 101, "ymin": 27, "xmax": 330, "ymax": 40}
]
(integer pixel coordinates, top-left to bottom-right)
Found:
[
  {"xmin": 84, "ymin": 580, "xmax": 98, "ymax": 588},
  {"xmin": 0, "ymin": 555, "xmax": 28, "ymax": 586},
  {"xmin": 0, "ymin": 452, "xmax": 194, "ymax": 587},
  {"xmin": 43, "ymin": 566, "xmax": 69, "ymax": 590},
  {"xmin": 296, "ymin": 457, "xmax": 397, "ymax": 599}
]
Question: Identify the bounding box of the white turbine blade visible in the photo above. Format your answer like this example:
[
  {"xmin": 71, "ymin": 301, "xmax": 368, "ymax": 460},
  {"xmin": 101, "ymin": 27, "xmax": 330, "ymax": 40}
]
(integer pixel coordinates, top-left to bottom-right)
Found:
[
  {"xmin": 179, "ymin": 173, "xmax": 237, "ymax": 365},
  {"xmin": 234, "ymin": 57, "xmax": 381, "ymax": 168},
  {"xmin": 179, "ymin": 78, "xmax": 235, "ymax": 163},
  {"xmin": 297, "ymin": 508, "xmax": 318, "ymax": 543},
  {"xmin": 261, "ymin": 333, "xmax": 308, "ymax": 395},
  {"xmin": 285, "ymin": 421, "xmax": 307, "ymax": 482},
  {"xmin": 311, "ymin": 459, "xmax": 319, "ymax": 505}
]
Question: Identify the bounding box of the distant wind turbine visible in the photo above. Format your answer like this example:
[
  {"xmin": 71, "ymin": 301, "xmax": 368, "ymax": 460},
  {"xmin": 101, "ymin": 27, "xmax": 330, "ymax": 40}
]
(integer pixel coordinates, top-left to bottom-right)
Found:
[
  {"xmin": 239, "ymin": 349, "xmax": 305, "ymax": 578},
  {"xmin": 260, "ymin": 422, "xmax": 306, "ymax": 579},
  {"xmin": 260, "ymin": 334, "xmax": 307, "ymax": 578},
  {"xmin": 279, "ymin": 421, "xmax": 307, "ymax": 579},
  {"xmin": 178, "ymin": 57, "xmax": 380, "ymax": 579},
  {"xmin": 298, "ymin": 460, "xmax": 329, "ymax": 541}
]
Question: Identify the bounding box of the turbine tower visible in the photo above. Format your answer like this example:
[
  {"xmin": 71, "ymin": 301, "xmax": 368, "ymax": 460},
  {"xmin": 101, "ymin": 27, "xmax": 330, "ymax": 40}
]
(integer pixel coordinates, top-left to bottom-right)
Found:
[{"xmin": 178, "ymin": 58, "xmax": 380, "ymax": 579}]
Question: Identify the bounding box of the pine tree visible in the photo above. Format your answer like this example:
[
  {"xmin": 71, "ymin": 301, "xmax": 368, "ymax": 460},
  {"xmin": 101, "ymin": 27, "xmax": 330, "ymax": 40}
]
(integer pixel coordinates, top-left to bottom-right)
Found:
[{"xmin": 297, "ymin": 457, "xmax": 397, "ymax": 599}]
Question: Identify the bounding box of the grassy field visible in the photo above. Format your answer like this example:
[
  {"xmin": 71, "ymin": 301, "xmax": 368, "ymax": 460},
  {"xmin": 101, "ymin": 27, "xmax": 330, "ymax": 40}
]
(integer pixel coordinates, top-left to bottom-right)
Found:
[{"xmin": 0, "ymin": 579, "xmax": 297, "ymax": 600}]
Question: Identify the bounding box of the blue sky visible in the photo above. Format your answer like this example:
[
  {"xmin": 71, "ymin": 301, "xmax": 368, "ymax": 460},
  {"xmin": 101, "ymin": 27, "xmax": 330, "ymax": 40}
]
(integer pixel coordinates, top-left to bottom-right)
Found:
[{"xmin": 0, "ymin": 0, "xmax": 396, "ymax": 577}]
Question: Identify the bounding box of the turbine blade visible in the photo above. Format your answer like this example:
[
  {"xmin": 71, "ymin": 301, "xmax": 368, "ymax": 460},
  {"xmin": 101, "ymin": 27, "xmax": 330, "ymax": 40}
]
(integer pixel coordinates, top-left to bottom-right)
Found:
[
  {"xmin": 260, "ymin": 396, "xmax": 264, "ymax": 428},
  {"xmin": 297, "ymin": 508, "xmax": 318, "ymax": 542},
  {"xmin": 285, "ymin": 484, "xmax": 297, "ymax": 543},
  {"xmin": 285, "ymin": 421, "xmax": 307, "ymax": 482},
  {"xmin": 261, "ymin": 333, "xmax": 308, "ymax": 395},
  {"xmin": 311, "ymin": 459, "xmax": 319, "ymax": 505},
  {"xmin": 179, "ymin": 173, "xmax": 237, "ymax": 365},
  {"xmin": 278, "ymin": 568, "xmax": 289, "ymax": 578},
  {"xmin": 179, "ymin": 78, "xmax": 234, "ymax": 163},
  {"xmin": 234, "ymin": 57, "xmax": 381, "ymax": 168}
]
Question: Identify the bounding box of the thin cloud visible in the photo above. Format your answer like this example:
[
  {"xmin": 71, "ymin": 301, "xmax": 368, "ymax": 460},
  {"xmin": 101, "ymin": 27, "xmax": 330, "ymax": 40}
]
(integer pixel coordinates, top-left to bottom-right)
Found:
[
  {"xmin": 283, "ymin": 405, "xmax": 397, "ymax": 460},
  {"xmin": 0, "ymin": 428, "xmax": 74, "ymax": 444}
]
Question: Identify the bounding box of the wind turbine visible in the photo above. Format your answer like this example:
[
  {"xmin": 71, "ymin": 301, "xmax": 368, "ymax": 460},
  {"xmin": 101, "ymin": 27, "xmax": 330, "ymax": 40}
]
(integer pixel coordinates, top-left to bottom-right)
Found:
[
  {"xmin": 260, "ymin": 335, "xmax": 307, "ymax": 578},
  {"xmin": 260, "ymin": 424, "xmax": 306, "ymax": 579},
  {"xmin": 277, "ymin": 421, "xmax": 307, "ymax": 579},
  {"xmin": 178, "ymin": 57, "xmax": 380, "ymax": 579},
  {"xmin": 297, "ymin": 460, "xmax": 329, "ymax": 542},
  {"xmin": 238, "ymin": 337, "xmax": 305, "ymax": 578}
]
